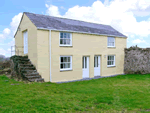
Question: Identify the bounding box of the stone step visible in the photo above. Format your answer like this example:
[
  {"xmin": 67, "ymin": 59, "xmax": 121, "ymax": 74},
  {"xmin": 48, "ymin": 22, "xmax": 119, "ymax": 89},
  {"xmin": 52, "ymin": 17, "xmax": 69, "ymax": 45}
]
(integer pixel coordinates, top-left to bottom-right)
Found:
[
  {"xmin": 17, "ymin": 60, "xmax": 30, "ymax": 63},
  {"xmin": 23, "ymin": 72, "xmax": 39, "ymax": 76},
  {"xmin": 21, "ymin": 70, "xmax": 37, "ymax": 74},
  {"xmin": 28, "ymin": 78, "xmax": 44, "ymax": 82},
  {"xmin": 25, "ymin": 75, "xmax": 41, "ymax": 79},
  {"xmin": 19, "ymin": 67, "xmax": 36, "ymax": 70},
  {"xmin": 19, "ymin": 64, "xmax": 33, "ymax": 67},
  {"xmin": 18, "ymin": 61, "xmax": 31, "ymax": 64}
]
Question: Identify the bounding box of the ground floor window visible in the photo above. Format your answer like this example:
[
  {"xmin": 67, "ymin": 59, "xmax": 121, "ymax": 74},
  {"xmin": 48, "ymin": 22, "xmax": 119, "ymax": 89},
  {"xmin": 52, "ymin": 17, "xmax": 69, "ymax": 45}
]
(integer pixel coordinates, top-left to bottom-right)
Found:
[
  {"xmin": 107, "ymin": 55, "xmax": 115, "ymax": 67},
  {"xmin": 60, "ymin": 56, "xmax": 72, "ymax": 71}
]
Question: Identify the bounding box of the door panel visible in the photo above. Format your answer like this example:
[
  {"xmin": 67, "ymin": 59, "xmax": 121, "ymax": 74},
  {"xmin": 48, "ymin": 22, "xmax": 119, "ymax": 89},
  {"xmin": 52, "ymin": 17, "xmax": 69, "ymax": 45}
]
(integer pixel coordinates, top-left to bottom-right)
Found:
[
  {"xmin": 82, "ymin": 56, "xmax": 89, "ymax": 78},
  {"xmin": 94, "ymin": 56, "xmax": 100, "ymax": 76},
  {"xmin": 24, "ymin": 31, "xmax": 28, "ymax": 54}
]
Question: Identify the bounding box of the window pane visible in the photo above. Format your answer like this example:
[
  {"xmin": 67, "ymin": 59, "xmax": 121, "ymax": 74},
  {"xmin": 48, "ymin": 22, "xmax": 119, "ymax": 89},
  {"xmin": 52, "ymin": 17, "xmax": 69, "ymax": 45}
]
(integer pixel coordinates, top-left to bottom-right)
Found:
[
  {"xmin": 64, "ymin": 57, "xmax": 67, "ymax": 62},
  {"xmin": 60, "ymin": 39, "xmax": 63, "ymax": 44},
  {"xmin": 62, "ymin": 39, "xmax": 64, "ymax": 44},
  {"xmin": 111, "ymin": 61, "xmax": 114, "ymax": 65},
  {"xmin": 64, "ymin": 39, "xmax": 66, "ymax": 44},
  {"xmin": 68, "ymin": 57, "xmax": 70, "ymax": 62},
  {"xmin": 108, "ymin": 38, "xmax": 111, "ymax": 42},
  {"xmin": 97, "ymin": 56, "xmax": 98, "ymax": 67},
  {"xmin": 63, "ymin": 63, "xmax": 65, "ymax": 69},
  {"xmin": 60, "ymin": 64, "xmax": 63, "ymax": 69},
  {"xmin": 64, "ymin": 33, "xmax": 66, "ymax": 38},
  {"xmin": 60, "ymin": 33, "xmax": 63, "ymax": 38},
  {"xmin": 108, "ymin": 56, "xmax": 110, "ymax": 60},
  {"xmin": 66, "ymin": 39, "xmax": 70, "ymax": 44},
  {"xmin": 67, "ymin": 63, "xmax": 70, "ymax": 68},
  {"xmin": 111, "ymin": 56, "xmax": 114, "ymax": 60},
  {"xmin": 85, "ymin": 57, "xmax": 87, "ymax": 68},
  {"xmin": 94, "ymin": 57, "xmax": 95, "ymax": 67},
  {"xmin": 61, "ymin": 57, "xmax": 63, "ymax": 62},
  {"xmin": 65, "ymin": 63, "xmax": 68, "ymax": 68},
  {"xmin": 112, "ymin": 42, "xmax": 114, "ymax": 46},
  {"xmin": 67, "ymin": 33, "xmax": 70, "ymax": 39},
  {"xmin": 82, "ymin": 57, "xmax": 84, "ymax": 68}
]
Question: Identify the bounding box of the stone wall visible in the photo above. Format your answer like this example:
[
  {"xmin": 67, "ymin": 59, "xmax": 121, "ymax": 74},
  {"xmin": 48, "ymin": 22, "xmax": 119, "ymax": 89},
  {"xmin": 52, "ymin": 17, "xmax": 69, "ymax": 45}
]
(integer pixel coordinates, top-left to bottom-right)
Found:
[{"xmin": 124, "ymin": 46, "xmax": 150, "ymax": 74}]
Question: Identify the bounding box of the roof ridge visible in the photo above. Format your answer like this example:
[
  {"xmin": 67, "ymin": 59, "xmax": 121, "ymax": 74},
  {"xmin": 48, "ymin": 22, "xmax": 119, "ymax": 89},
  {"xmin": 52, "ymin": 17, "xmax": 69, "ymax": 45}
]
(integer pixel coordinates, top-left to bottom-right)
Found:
[{"xmin": 24, "ymin": 12, "xmax": 111, "ymax": 27}]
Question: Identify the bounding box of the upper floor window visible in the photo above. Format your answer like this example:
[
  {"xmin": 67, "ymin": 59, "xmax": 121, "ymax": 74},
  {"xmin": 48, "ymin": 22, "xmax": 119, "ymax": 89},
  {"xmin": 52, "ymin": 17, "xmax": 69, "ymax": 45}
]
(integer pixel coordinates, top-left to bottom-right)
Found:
[
  {"xmin": 108, "ymin": 37, "xmax": 115, "ymax": 47},
  {"xmin": 60, "ymin": 32, "xmax": 72, "ymax": 46}
]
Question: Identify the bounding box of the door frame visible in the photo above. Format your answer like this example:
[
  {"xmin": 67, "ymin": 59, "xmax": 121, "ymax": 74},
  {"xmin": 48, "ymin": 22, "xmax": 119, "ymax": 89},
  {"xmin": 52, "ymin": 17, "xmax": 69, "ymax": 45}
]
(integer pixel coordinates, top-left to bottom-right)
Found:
[
  {"xmin": 82, "ymin": 55, "xmax": 90, "ymax": 78},
  {"xmin": 94, "ymin": 54, "xmax": 101, "ymax": 76},
  {"xmin": 23, "ymin": 30, "xmax": 28, "ymax": 55}
]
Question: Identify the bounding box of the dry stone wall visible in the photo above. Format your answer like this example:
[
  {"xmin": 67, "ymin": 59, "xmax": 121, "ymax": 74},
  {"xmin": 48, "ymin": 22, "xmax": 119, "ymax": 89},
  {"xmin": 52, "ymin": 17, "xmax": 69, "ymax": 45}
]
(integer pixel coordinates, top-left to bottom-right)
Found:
[{"xmin": 124, "ymin": 46, "xmax": 150, "ymax": 74}]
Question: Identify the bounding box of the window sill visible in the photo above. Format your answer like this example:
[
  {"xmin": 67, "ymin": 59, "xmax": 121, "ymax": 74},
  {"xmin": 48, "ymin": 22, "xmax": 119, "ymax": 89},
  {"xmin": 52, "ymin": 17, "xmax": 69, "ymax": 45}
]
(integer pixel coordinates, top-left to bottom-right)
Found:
[
  {"xmin": 107, "ymin": 65, "xmax": 116, "ymax": 68},
  {"xmin": 107, "ymin": 46, "xmax": 116, "ymax": 48},
  {"xmin": 60, "ymin": 69, "xmax": 73, "ymax": 72},
  {"xmin": 60, "ymin": 45, "xmax": 72, "ymax": 47}
]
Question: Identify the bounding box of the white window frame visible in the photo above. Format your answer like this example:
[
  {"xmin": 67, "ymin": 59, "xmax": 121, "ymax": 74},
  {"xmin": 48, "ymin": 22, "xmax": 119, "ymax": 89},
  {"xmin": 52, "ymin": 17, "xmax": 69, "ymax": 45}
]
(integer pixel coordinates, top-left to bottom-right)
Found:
[
  {"xmin": 107, "ymin": 55, "xmax": 115, "ymax": 67},
  {"xmin": 59, "ymin": 32, "xmax": 72, "ymax": 46},
  {"xmin": 107, "ymin": 37, "xmax": 115, "ymax": 47},
  {"xmin": 60, "ymin": 56, "xmax": 72, "ymax": 71}
]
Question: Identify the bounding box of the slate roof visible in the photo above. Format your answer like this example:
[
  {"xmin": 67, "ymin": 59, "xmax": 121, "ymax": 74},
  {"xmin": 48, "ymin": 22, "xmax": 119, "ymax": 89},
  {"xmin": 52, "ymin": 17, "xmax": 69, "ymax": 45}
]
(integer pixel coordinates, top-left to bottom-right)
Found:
[{"xmin": 23, "ymin": 12, "xmax": 127, "ymax": 38}]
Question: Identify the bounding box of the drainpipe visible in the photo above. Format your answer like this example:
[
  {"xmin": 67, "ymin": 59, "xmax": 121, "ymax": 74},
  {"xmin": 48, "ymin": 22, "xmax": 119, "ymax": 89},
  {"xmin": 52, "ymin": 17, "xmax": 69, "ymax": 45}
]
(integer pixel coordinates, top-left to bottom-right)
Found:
[{"xmin": 49, "ymin": 30, "xmax": 52, "ymax": 82}]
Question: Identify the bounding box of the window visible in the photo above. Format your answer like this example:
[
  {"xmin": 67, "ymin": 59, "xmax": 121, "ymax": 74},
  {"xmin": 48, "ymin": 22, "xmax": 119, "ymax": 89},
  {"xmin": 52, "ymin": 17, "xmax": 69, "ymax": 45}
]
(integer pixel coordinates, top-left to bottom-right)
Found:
[
  {"xmin": 60, "ymin": 56, "xmax": 72, "ymax": 71},
  {"xmin": 94, "ymin": 56, "xmax": 99, "ymax": 67},
  {"xmin": 108, "ymin": 37, "xmax": 115, "ymax": 47},
  {"xmin": 60, "ymin": 32, "xmax": 72, "ymax": 46},
  {"xmin": 107, "ymin": 55, "xmax": 115, "ymax": 67}
]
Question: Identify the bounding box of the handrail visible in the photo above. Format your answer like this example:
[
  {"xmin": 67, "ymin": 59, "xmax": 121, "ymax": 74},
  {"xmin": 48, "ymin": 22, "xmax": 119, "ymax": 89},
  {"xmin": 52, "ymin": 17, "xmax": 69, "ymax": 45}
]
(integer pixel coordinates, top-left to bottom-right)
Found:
[{"xmin": 11, "ymin": 45, "xmax": 24, "ymax": 56}]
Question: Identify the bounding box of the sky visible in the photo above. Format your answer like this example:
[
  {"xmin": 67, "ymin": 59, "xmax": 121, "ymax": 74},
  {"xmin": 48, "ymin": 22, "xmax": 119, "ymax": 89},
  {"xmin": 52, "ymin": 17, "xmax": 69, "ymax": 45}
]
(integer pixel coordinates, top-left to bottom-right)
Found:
[{"xmin": 0, "ymin": 0, "xmax": 150, "ymax": 57}]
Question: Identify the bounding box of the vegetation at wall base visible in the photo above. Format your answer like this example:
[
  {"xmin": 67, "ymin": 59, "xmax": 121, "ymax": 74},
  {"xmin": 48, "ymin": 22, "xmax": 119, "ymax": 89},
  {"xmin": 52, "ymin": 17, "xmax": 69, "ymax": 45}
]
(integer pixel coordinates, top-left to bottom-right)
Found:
[{"xmin": 0, "ymin": 74, "xmax": 150, "ymax": 112}]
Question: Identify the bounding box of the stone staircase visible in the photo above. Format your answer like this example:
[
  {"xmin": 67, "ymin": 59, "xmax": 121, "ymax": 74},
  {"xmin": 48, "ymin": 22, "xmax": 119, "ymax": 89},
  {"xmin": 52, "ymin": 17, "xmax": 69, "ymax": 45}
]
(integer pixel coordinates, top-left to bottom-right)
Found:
[{"xmin": 11, "ymin": 56, "xmax": 44, "ymax": 82}]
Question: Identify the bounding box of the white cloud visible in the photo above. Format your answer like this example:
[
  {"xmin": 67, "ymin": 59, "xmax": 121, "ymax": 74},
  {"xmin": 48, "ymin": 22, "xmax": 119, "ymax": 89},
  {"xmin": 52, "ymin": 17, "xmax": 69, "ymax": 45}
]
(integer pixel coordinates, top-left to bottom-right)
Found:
[
  {"xmin": 10, "ymin": 13, "xmax": 23, "ymax": 34},
  {"xmin": 45, "ymin": 4, "xmax": 61, "ymax": 17},
  {"xmin": 3, "ymin": 28, "xmax": 11, "ymax": 35}
]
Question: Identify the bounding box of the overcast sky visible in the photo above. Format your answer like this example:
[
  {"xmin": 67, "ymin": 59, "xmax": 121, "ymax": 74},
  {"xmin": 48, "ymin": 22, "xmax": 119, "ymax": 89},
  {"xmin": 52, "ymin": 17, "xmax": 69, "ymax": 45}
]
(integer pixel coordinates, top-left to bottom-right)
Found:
[{"xmin": 0, "ymin": 0, "xmax": 150, "ymax": 57}]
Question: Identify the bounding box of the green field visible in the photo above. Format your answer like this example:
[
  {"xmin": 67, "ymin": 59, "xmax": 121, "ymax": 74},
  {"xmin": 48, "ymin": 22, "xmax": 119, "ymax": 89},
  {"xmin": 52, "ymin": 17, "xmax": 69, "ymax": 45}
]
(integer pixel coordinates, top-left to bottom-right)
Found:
[{"xmin": 0, "ymin": 74, "xmax": 150, "ymax": 113}]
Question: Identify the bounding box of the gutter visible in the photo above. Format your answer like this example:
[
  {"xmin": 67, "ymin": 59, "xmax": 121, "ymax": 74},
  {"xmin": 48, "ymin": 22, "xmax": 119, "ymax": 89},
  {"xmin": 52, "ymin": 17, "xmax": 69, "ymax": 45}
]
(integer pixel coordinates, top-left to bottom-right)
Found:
[
  {"xmin": 49, "ymin": 30, "xmax": 52, "ymax": 82},
  {"xmin": 38, "ymin": 27, "xmax": 127, "ymax": 38}
]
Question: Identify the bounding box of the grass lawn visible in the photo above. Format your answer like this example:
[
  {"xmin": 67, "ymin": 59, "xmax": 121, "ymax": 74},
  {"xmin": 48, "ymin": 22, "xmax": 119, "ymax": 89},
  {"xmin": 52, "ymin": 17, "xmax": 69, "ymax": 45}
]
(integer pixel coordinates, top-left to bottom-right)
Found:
[{"xmin": 0, "ymin": 74, "xmax": 150, "ymax": 113}]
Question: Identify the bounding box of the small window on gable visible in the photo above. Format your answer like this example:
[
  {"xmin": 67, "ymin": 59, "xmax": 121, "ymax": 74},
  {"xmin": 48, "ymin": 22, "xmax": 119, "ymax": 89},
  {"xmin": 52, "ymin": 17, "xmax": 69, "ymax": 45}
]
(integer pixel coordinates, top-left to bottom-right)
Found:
[
  {"xmin": 60, "ymin": 32, "xmax": 72, "ymax": 46},
  {"xmin": 108, "ymin": 37, "xmax": 115, "ymax": 47}
]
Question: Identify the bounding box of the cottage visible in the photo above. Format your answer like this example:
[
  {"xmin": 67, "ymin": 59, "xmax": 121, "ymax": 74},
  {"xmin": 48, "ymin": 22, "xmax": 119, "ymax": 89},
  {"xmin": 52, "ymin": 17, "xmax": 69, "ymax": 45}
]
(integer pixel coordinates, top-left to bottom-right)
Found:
[{"xmin": 15, "ymin": 12, "xmax": 127, "ymax": 82}]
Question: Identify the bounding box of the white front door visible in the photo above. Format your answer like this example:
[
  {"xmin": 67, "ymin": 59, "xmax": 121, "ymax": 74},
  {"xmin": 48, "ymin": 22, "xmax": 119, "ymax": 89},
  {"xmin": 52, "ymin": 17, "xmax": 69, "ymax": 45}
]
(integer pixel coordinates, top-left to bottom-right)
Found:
[
  {"xmin": 82, "ymin": 56, "xmax": 89, "ymax": 78},
  {"xmin": 94, "ymin": 55, "xmax": 100, "ymax": 76},
  {"xmin": 23, "ymin": 31, "xmax": 28, "ymax": 54}
]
